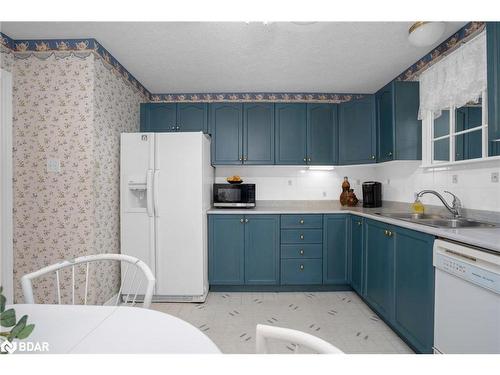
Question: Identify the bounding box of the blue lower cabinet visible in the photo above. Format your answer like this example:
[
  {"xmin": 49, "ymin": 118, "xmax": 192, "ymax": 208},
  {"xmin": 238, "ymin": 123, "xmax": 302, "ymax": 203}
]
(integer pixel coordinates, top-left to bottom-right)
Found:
[
  {"xmin": 281, "ymin": 214, "xmax": 323, "ymax": 229},
  {"xmin": 244, "ymin": 215, "xmax": 280, "ymax": 285},
  {"xmin": 208, "ymin": 215, "xmax": 245, "ymax": 285},
  {"xmin": 209, "ymin": 214, "xmax": 279, "ymax": 285},
  {"xmin": 281, "ymin": 259, "xmax": 322, "ymax": 285},
  {"xmin": 323, "ymin": 215, "xmax": 349, "ymax": 284},
  {"xmin": 281, "ymin": 244, "xmax": 322, "ymax": 259},
  {"xmin": 393, "ymin": 228, "xmax": 435, "ymax": 354},
  {"xmin": 281, "ymin": 229, "xmax": 323, "ymax": 244},
  {"xmin": 364, "ymin": 219, "xmax": 395, "ymax": 320},
  {"xmin": 349, "ymin": 216, "xmax": 364, "ymax": 295}
]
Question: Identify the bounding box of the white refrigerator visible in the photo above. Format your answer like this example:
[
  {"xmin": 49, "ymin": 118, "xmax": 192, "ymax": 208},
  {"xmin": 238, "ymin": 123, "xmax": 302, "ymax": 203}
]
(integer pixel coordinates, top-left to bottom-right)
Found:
[{"xmin": 120, "ymin": 132, "xmax": 213, "ymax": 302}]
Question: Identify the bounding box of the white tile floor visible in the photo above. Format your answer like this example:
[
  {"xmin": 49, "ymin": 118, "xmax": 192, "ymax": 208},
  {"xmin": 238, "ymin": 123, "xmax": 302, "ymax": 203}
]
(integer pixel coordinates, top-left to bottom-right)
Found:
[{"xmin": 151, "ymin": 291, "xmax": 414, "ymax": 354}]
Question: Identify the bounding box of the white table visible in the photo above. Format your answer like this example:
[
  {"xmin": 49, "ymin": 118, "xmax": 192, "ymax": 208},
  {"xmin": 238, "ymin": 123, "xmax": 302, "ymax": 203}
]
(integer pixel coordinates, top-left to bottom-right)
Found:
[{"xmin": 8, "ymin": 304, "xmax": 221, "ymax": 354}]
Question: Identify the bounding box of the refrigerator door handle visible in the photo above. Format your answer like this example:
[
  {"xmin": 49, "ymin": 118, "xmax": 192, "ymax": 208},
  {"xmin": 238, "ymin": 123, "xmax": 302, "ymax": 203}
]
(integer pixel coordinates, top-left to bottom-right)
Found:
[
  {"xmin": 146, "ymin": 169, "xmax": 154, "ymax": 217},
  {"xmin": 153, "ymin": 170, "xmax": 160, "ymax": 217}
]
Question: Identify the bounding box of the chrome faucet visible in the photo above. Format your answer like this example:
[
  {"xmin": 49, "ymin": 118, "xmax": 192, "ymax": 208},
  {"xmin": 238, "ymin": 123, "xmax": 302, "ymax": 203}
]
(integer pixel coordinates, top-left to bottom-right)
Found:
[{"xmin": 415, "ymin": 190, "xmax": 462, "ymax": 218}]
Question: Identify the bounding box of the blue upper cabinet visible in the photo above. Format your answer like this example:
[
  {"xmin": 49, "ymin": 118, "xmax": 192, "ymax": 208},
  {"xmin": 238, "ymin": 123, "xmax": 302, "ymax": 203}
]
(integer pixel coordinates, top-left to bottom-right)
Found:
[
  {"xmin": 393, "ymin": 227, "xmax": 435, "ymax": 354},
  {"xmin": 487, "ymin": 22, "xmax": 500, "ymax": 156},
  {"xmin": 177, "ymin": 103, "xmax": 208, "ymax": 132},
  {"xmin": 364, "ymin": 219, "xmax": 395, "ymax": 320},
  {"xmin": 349, "ymin": 216, "xmax": 364, "ymax": 296},
  {"xmin": 307, "ymin": 104, "xmax": 338, "ymax": 165},
  {"xmin": 376, "ymin": 83, "xmax": 394, "ymax": 162},
  {"xmin": 140, "ymin": 103, "xmax": 207, "ymax": 133},
  {"xmin": 323, "ymin": 215, "xmax": 348, "ymax": 284},
  {"xmin": 338, "ymin": 95, "xmax": 377, "ymax": 164},
  {"xmin": 208, "ymin": 215, "xmax": 245, "ymax": 285},
  {"xmin": 244, "ymin": 215, "xmax": 280, "ymax": 284},
  {"xmin": 243, "ymin": 103, "xmax": 275, "ymax": 164},
  {"xmin": 376, "ymin": 81, "xmax": 421, "ymax": 162},
  {"xmin": 275, "ymin": 103, "xmax": 308, "ymax": 164},
  {"xmin": 210, "ymin": 103, "xmax": 244, "ymax": 165},
  {"xmin": 140, "ymin": 103, "xmax": 176, "ymax": 132}
]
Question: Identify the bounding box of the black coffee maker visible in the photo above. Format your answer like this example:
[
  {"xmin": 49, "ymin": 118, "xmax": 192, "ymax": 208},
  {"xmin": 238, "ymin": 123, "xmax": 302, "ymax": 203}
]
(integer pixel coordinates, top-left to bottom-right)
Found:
[{"xmin": 362, "ymin": 181, "xmax": 382, "ymax": 208}]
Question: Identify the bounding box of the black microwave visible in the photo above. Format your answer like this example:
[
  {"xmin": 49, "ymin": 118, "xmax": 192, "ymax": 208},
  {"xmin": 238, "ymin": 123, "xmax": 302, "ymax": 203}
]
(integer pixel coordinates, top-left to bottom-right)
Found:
[{"xmin": 213, "ymin": 184, "xmax": 256, "ymax": 208}]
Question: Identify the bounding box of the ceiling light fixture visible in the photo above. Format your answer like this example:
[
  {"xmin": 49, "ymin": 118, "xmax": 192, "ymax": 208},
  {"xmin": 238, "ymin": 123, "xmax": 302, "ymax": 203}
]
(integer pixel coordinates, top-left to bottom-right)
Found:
[{"xmin": 408, "ymin": 22, "xmax": 446, "ymax": 47}]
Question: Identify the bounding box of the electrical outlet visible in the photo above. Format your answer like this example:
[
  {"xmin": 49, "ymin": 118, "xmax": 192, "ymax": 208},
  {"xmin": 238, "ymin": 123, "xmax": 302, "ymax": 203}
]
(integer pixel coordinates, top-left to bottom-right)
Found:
[
  {"xmin": 356, "ymin": 179, "xmax": 360, "ymax": 185},
  {"xmin": 287, "ymin": 179, "xmax": 293, "ymax": 186},
  {"xmin": 492, "ymin": 172, "xmax": 499, "ymax": 183},
  {"xmin": 322, "ymin": 191, "xmax": 327, "ymax": 197},
  {"xmin": 47, "ymin": 158, "xmax": 60, "ymax": 173},
  {"xmin": 452, "ymin": 174, "xmax": 458, "ymax": 184},
  {"xmin": 386, "ymin": 179, "xmax": 391, "ymax": 185}
]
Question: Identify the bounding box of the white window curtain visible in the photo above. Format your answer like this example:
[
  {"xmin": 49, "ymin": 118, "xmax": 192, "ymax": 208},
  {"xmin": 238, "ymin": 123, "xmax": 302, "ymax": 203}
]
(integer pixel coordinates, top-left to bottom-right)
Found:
[{"xmin": 418, "ymin": 31, "xmax": 487, "ymax": 120}]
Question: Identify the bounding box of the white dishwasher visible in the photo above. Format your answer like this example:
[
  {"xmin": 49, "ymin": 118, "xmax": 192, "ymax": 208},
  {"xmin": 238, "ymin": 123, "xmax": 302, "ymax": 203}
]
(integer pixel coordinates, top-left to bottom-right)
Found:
[{"xmin": 433, "ymin": 239, "xmax": 500, "ymax": 354}]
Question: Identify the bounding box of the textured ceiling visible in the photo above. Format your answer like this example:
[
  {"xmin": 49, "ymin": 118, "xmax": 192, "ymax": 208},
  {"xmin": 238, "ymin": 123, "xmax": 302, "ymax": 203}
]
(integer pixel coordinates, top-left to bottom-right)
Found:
[{"xmin": 2, "ymin": 22, "xmax": 466, "ymax": 93}]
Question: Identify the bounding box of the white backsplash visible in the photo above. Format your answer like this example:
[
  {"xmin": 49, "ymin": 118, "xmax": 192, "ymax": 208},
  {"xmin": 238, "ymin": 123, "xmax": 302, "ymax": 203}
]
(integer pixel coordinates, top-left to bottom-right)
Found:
[{"xmin": 215, "ymin": 160, "xmax": 500, "ymax": 212}]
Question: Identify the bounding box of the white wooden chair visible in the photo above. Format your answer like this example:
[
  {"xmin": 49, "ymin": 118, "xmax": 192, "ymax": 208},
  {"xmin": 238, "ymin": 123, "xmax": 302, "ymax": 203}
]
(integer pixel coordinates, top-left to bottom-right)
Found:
[
  {"xmin": 21, "ymin": 254, "xmax": 155, "ymax": 309},
  {"xmin": 256, "ymin": 324, "xmax": 344, "ymax": 354}
]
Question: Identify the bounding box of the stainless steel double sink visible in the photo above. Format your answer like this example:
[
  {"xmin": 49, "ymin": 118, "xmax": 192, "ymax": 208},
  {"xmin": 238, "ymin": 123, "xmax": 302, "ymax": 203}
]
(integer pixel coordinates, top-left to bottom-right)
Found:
[{"xmin": 373, "ymin": 212, "xmax": 497, "ymax": 229}]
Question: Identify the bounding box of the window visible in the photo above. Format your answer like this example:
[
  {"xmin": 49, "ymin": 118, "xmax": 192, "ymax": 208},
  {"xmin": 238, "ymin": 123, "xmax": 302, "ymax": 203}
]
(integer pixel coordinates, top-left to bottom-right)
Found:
[{"xmin": 430, "ymin": 92, "xmax": 488, "ymax": 165}]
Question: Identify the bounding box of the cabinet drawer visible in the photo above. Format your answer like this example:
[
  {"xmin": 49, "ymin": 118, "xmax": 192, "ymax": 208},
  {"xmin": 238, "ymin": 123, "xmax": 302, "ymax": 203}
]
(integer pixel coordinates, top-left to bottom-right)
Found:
[
  {"xmin": 281, "ymin": 259, "xmax": 322, "ymax": 285},
  {"xmin": 281, "ymin": 229, "xmax": 323, "ymax": 244},
  {"xmin": 281, "ymin": 244, "xmax": 322, "ymax": 259},
  {"xmin": 281, "ymin": 214, "xmax": 323, "ymax": 229}
]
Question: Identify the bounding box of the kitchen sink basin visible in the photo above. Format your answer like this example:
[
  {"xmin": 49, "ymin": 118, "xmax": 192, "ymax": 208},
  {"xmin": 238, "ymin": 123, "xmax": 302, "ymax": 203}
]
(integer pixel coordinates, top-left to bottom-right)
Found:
[{"xmin": 373, "ymin": 212, "xmax": 497, "ymax": 229}]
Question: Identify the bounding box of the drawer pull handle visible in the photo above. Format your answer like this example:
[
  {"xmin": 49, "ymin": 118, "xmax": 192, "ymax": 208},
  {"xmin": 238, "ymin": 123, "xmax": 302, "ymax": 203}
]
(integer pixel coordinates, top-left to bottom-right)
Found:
[
  {"xmin": 299, "ymin": 249, "xmax": 304, "ymax": 255},
  {"xmin": 299, "ymin": 264, "xmax": 304, "ymax": 271},
  {"xmin": 299, "ymin": 219, "xmax": 304, "ymax": 224},
  {"xmin": 299, "ymin": 234, "xmax": 304, "ymax": 240}
]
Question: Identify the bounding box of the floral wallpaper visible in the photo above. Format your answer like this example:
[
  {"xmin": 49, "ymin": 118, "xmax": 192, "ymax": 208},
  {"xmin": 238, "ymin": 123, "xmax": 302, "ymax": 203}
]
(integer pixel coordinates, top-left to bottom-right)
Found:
[
  {"xmin": 12, "ymin": 54, "xmax": 95, "ymax": 303},
  {"xmin": 91, "ymin": 57, "xmax": 143, "ymax": 304},
  {"xmin": 11, "ymin": 53, "xmax": 144, "ymax": 304},
  {"xmin": 1, "ymin": 47, "xmax": 14, "ymax": 72}
]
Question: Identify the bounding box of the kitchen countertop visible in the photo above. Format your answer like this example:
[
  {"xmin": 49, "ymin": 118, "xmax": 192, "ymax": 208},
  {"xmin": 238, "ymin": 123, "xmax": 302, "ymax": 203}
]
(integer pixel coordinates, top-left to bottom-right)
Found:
[{"xmin": 208, "ymin": 200, "xmax": 500, "ymax": 253}]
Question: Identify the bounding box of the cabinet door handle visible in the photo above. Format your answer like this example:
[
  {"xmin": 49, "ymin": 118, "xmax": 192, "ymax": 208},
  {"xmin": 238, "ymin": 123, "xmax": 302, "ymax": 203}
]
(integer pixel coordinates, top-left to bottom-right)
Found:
[
  {"xmin": 299, "ymin": 264, "xmax": 304, "ymax": 271},
  {"xmin": 303, "ymin": 157, "xmax": 307, "ymax": 162},
  {"xmin": 243, "ymin": 156, "xmax": 247, "ymax": 161},
  {"xmin": 299, "ymin": 234, "xmax": 304, "ymax": 240},
  {"xmin": 245, "ymin": 218, "xmax": 248, "ymax": 223},
  {"xmin": 308, "ymin": 157, "xmax": 311, "ymax": 162},
  {"xmin": 388, "ymin": 151, "xmax": 393, "ymax": 156},
  {"xmin": 387, "ymin": 231, "xmax": 393, "ymax": 237},
  {"xmin": 176, "ymin": 125, "xmax": 180, "ymax": 131},
  {"xmin": 299, "ymin": 249, "xmax": 304, "ymax": 256},
  {"xmin": 357, "ymin": 221, "xmax": 362, "ymax": 226},
  {"xmin": 239, "ymin": 157, "xmax": 242, "ymax": 161},
  {"xmin": 371, "ymin": 155, "xmax": 376, "ymax": 160},
  {"xmin": 240, "ymin": 218, "xmax": 244, "ymax": 223},
  {"xmin": 299, "ymin": 219, "xmax": 304, "ymax": 224},
  {"xmin": 384, "ymin": 230, "xmax": 388, "ymax": 235}
]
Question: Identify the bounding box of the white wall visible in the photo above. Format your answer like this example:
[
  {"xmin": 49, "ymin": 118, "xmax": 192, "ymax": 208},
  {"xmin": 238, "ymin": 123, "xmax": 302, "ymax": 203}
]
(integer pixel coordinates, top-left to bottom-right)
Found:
[{"xmin": 215, "ymin": 159, "xmax": 500, "ymax": 212}]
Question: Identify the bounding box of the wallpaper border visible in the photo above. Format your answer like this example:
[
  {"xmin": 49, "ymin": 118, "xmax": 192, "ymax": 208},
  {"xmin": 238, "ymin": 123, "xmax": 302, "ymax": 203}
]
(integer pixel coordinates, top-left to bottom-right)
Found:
[
  {"xmin": 396, "ymin": 21, "xmax": 485, "ymax": 81},
  {"xmin": 0, "ymin": 33, "xmax": 150, "ymax": 100},
  {"xmin": 0, "ymin": 21, "xmax": 486, "ymax": 103}
]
